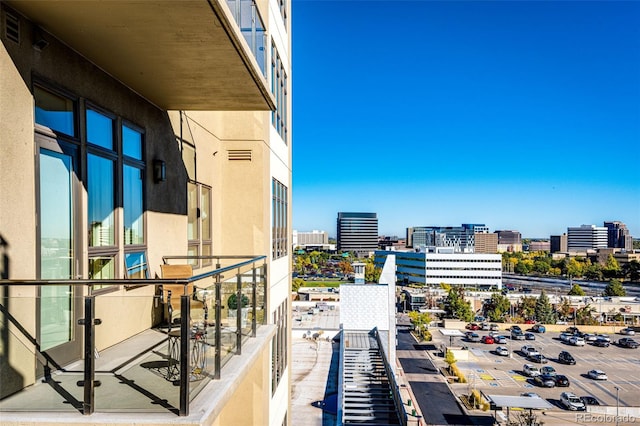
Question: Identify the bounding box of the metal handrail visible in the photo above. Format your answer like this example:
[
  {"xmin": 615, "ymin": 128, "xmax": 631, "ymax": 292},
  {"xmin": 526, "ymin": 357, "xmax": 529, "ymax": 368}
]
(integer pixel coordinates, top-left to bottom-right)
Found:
[
  {"xmin": 373, "ymin": 327, "xmax": 408, "ymax": 426},
  {"xmin": 0, "ymin": 254, "xmax": 267, "ymax": 416}
]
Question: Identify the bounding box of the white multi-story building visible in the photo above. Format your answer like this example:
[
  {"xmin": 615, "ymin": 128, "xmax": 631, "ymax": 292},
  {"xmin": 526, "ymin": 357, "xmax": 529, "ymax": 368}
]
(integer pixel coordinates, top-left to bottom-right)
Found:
[
  {"xmin": 567, "ymin": 225, "xmax": 608, "ymax": 251},
  {"xmin": 375, "ymin": 248, "xmax": 502, "ymax": 289}
]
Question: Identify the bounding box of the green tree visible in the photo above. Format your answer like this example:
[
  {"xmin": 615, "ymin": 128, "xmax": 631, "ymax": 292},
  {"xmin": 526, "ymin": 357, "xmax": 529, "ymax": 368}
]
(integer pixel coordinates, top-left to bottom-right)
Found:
[
  {"xmin": 566, "ymin": 258, "xmax": 585, "ymax": 278},
  {"xmin": 292, "ymin": 277, "xmax": 304, "ymax": 293},
  {"xmin": 518, "ymin": 296, "xmax": 537, "ymax": 320},
  {"xmin": 575, "ymin": 304, "xmax": 598, "ymax": 325},
  {"xmin": 584, "ymin": 263, "xmax": 603, "ymax": 281},
  {"xmin": 485, "ymin": 292, "xmax": 511, "ymax": 322},
  {"xmin": 445, "ymin": 287, "xmax": 474, "ymax": 322},
  {"xmin": 364, "ymin": 258, "xmax": 382, "ymax": 283},
  {"xmin": 558, "ymin": 298, "xmax": 573, "ymax": 321},
  {"xmin": 444, "ymin": 350, "xmax": 457, "ymax": 373},
  {"xmin": 603, "ymin": 254, "xmax": 621, "ymax": 279},
  {"xmin": 535, "ymin": 290, "xmax": 556, "ymax": 324},
  {"xmin": 603, "ymin": 278, "xmax": 626, "ymax": 297},
  {"xmin": 622, "ymin": 260, "xmax": 640, "ymax": 282},
  {"xmin": 567, "ymin": 283, "xmax": 585, "ymax": 296}
]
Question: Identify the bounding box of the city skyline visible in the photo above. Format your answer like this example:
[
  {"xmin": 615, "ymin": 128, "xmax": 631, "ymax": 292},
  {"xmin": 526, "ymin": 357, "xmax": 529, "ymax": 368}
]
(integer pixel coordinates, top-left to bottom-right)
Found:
[{"xmin": 292, "ymin": 1, "xmax": 640, "ymax": 238}]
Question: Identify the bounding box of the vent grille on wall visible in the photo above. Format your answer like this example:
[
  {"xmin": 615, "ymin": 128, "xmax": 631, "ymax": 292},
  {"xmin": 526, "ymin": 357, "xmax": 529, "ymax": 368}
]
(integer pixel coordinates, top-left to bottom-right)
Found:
[
  {"xmin": 227, "ymin": 150, "xmax": 252, "ymax": 161},
  {"xmin": 5, "ymin": 12, "xmax": 20, "ymax": 44}
]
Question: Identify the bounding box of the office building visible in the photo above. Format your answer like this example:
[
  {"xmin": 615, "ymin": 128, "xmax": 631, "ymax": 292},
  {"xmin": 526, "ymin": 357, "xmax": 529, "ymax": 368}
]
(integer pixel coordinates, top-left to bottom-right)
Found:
[
  {"xmin": 550, "ymin": 234, "xmax": 568, "ymax": 253},
  {"xmin": 1, "ymin": 1, "xmax": 291, "ymax": 425},
  {"xmin": 567, "ymin": 225, "xmax": 608, "ymax": 251},
  {"xmin": 407, "ymin": 224, "xmax": 488, "ymax": 252},
  {"xmin": 604, "ymin": 221, "xmax": 633, "ymax": 250},
  {"xmin": 337, "ymin": 212, "xmax": 378, "ymax": 257},
  {"xmin": 495, "ymin": 230, "xmax": 523, "ymax": 253},
  {"xmin": 528, "ymin": 241, "xmax": 551, "ymax": 252},
  {"xmin": 474, "ymin": 232, "xmax": 498, "ymax": 254},
  {"xmin": 375, "ymin": 249, "xmax": 502, "ymax": 289}
]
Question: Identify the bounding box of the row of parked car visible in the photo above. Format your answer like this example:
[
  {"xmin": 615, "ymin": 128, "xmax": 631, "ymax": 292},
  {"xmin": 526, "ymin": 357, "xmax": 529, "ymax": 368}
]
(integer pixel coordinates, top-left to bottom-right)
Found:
[{"xmin": 559, "ymin": 327, "xmax": 639, "ymax": 348}]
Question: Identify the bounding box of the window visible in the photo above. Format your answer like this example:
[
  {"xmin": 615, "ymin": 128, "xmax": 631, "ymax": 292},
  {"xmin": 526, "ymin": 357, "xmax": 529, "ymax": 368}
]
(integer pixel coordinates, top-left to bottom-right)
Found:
[
  {"xmin": 271, "ymin": 41, "xmax": 288, "ymax": 143},
  {"xmin": 188, "ymin": 182, "xmax": 212, "ymax": 268},
  {"xmin": 278, "ymin": 0, "xmax": 287, "ymax": 26},
  {"xmin": 271, "ymin": 300, "xmax": 287, "ymax": 394},
  {"xmin": 272, "ymin": 179, "xmax": 288, "ymax": 260}
]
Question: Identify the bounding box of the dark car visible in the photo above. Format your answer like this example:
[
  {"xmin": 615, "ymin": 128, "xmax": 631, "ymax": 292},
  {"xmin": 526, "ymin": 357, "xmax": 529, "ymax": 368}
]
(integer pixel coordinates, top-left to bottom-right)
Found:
[
  {"xmin": 525, "ymin": 332, "xmax": 536, "ymax": 340},
  {"xmin": 558, "ymin": 351, "xmax": 576, "ymax": 365},
  {"xmin": 528, "ymin": 354, "xmax": 548, "ymax": 364},
  {"xmin": 566, "ymin": 326, "xmax": 580, "ymax": 335},
  {"xmin": 593, "ymin": 338, "xmax": 610, "ymax": 347},
  {"xmin": 581, "ymin": 396, "xmax": 600, "ymax": 406},
  {"xmin": 534, "ymin": 374, "xmax": 556, "ymax": 388},
  {"xmin": 618, "ymin": 338, "xmax": 639, "ymax": 348},
  {"xmin": 555, "ymin": 374, "xmax": 570, "ymax": 387},
  {"xmin": 510, "ymin": 325, "xmax": 522, "ymax": 332},
  {"xmin": 532, "ymin": 324, "xmax": 546, "ymax": 333}
]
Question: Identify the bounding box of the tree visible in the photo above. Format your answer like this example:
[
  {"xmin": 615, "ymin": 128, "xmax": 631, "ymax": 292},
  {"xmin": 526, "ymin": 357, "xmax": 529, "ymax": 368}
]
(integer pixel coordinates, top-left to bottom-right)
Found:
[
  {"xmin": 444, "ymin": 350, "xmax": 457, "ymax": 373},
  {"xmin": 603, "ymin": 279, "xmax": 626, "ymax": 297},
  {"xmin": 584, "ymin": 263, "xmax": 603, "ymax": 281},
  {"xmin": 575, "ymin": 304, "xmax": 598, "ymax": 325},
  {"xmin": 622, "ymin": 260, "xmax": 640, "ymax": 282},
  {"xmin": 567, "ymin": 283, "xmax": 585, "ymax": 296},
  {"xmin": 535, "ymin": 290, "xmax": 556, "ymax": 324},
  {"xmin": 566, "ymin": 258, "xmax": 585, "ymax": 278},
  {"xmin": 338, "ymin": 260, "xmax": 353, "ymax": 275},
  {"xmin": 364, "ymin": 258, "xmax": 382, "ymax": 283},
  {"xmin": 484, "ymin": 292, "xmax": 511, "ymax": 322},
  {"xmin": 558, "ymin": 298, "xmax": 573, "ymax": 321},
  {"xmin": 507, "ymin": 411, "xmax": 545, "ymax": 426},
  {"xmin": 445, "ymin": 287, "xmax": 474, "ymax": 322},
  {"xmin": 518, "ymin": 296, "xmax": 537, "ymax": 320},
  {"xmin": 602, "ymin": 254, "xmax": 621, "ymax": 279},
  {"xmin": 292, "ymin": 277, "xmax": 304, "ymax": 293}
]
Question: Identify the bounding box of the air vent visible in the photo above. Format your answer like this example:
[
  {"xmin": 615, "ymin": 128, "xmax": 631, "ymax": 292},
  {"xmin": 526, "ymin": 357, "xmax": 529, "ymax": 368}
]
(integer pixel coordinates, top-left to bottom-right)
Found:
[
  {"xmin": 4, "ymin": 11, "xmax": 20, "ymax": 44},
  {"xmin": 227, "ymin": 150, "xmax": 252, "ymax": 161}
]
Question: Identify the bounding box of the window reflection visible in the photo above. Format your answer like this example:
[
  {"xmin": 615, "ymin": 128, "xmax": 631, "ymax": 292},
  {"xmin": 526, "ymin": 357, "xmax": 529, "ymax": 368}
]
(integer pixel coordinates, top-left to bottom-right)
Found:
[
  {"xmin": 123, "ymin": 125, "xmax": 142, "ymax": 160},
  {"xmin": 125, "ymin": 252, "xmax": 148, "ymax": 279},
  {"xmin": 34, "ymin": 86, "xmax": 75, "ymax": 136},
  {"xmin": 86, "ymin": 109, "xmax": 113, "ymax": 150},
  {"xmin": 88, "ymin": 154, "xmax": 115, "ymax": 247},
  {"xmin": 124, "ymin": 165, "xmax": 144, "ymax": 245}
]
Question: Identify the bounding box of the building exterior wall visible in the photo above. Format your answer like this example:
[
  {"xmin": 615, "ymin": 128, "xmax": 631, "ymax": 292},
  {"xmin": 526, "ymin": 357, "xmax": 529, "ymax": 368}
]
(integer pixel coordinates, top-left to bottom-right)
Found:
[
  {"xmin": 550, "ymin": 234, "xmax": 568, "ymax": 253},
  {"xmin": 568, "ymin": 225, "xmax": 608, "ymax": 251},
  {"xmin": 375, "ymin": 250, "xmax": 502, "ymax": 289},
  {"xmin": 337, "ymin": 212, "xmax": 378, "ymax": 256},
  {"xmin": 474, "ymin": 232, "xmax": 498, "ymax": 253},
  {"xmin": 0, "ymin": 0, "xmax": 291, "ymax": 423}
]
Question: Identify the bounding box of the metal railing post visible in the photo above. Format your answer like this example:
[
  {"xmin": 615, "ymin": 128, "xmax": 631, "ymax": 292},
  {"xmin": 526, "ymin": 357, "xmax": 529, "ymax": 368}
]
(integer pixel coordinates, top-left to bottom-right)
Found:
[
  {"xmin": 262, "ymin": 262, "xmax": 267, "ymax": 324},
  {"xmin": 214, "ymin": 262, "xmax": 222, "ymax": 380},
  {"xmin": 179, "ymin": 295, "xmax": 190, "ymax": 416},
  {"xmin": 236, "ymin": 270, "xmax": 242, "ymax": 354},
  {"xmin": 252, "ymin": 265, "xmax": 257, "ymax": 337},
  {"xmin": 80, "ymin": 295, "xmax": 101, "ymax": 415}
]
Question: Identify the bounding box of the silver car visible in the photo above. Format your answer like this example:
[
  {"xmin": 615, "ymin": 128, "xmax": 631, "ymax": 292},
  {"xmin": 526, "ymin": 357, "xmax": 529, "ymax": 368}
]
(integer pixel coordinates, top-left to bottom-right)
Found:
[
  {"xmin": 587, "ymin": 370, "xmax": 608, "ymax": 380},
  {"xmin": 495, "ymin": 346, "xmax": 509, "ymax": 356}
]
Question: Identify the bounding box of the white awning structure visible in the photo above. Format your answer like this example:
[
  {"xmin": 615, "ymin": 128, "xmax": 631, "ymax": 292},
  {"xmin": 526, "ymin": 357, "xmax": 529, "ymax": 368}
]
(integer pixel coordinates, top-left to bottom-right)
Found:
[{"xmin": 439, "ymin": 329, "xmax": 465, "ymax": 337}]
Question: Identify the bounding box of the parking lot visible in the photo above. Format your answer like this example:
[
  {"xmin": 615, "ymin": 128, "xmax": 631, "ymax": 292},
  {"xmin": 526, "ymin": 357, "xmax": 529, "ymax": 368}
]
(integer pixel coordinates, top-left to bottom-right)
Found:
[{"xmin": 449, "ymin": 326, "xmax": 640, "ymax": 411}]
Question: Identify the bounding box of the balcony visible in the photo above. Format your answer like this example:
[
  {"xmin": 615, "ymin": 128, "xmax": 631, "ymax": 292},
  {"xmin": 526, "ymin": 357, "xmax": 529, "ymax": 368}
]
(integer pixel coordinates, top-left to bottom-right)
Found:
[
  {"xmin": 0, "ymin": 255, "xmax": 270, "ymax": 423},
  {"xmin": 4, "ymin": 0, "xmax": 274, "ymax": 111}
]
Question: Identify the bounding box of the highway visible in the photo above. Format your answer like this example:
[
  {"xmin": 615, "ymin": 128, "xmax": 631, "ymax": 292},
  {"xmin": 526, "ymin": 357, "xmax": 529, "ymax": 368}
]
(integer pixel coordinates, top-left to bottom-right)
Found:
[{"xmin": 503, "ymin": 274, "xmax": 640, "ymax": 298}]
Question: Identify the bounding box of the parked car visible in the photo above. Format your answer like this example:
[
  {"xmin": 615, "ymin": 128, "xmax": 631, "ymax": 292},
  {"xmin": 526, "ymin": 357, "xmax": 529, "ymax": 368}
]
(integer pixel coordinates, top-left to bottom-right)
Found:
[
  {"xmin": 558, "ymin": 351, "xmax": 576, "ymax": 365},
  {"xmin": 521, "ymin": 345, "xmax": 540, "ymax": 357},
  {"xmin": 618, "ymin": 338, "xmax": 639, "ymax": 348},
  {"xmin": 596, "ymin": 334, "xmax": 611, "ymax": 342},
  {"xmin": 523, "ymin": 364, "xmax": 541, "ymax": 377},
  {"xmin": 525, "ymin": 332, "xmax": 536, "ymax": 341},
  {"xmin": 466, "ymin": 323, "xmax": 480, "ymax": 330},
  {"xmin": 559, "ymin": 333, "xmax": 573, "ymax": 342},
  {"xmin": 527, "ymin": 354, "xmax": 548, "ymax": 364},
  {"xmin": 481, "ymin": 335, "xmax": 495, "ymax": 344},
  {"xmin": 481, "ymin": 323, "xmax": 491, "ymax": 331},
  {"xmin": 555, "ymin": 374, "xmax": 570, "ymax": 387},
  {"xmin": 510, "ymin": 325, "xmax": 522, "ymax": 332},
  {"xmin": 511, "ymin": 330, "xmax": 525, "ymax": 340},
  {"xmin": 592, "ymin": 337, "xmax": 610, "ymax": 347},
  {"xmin": 583, "ymin": 333, "xmax": 597, "ymax": 342},
  {"xmin": 541, "ymin": 366, "xmax": 556, "ymax": 376},
  {"xmin": 532, "ymin": 324, "xmax": 546, "ymax": 333},
  {"xmin": 569, "ymin": 336, "xmax": 585, "ymax": 346},
  {"xmin": 534, "ymin": 374, "xmax": 556, "ymax": 388},
  {"xmin": 620, "ymin": 327, "xmax": 635, "ymax": 336},
  {"xmin": 494, "ymin": 335, "xmax": 508, "ymax": 344},
  {"xmin": 495, "ymin": 346, "xmax": 510, "ymax": 356},
  {"xmin": 467, "ymin": 333, "xmax": 481, "ymax": 342},
  {"xmin": 587, "ymin": 370, "xmax": 608, "ymax": 380},
  {"xmin": 566, "ymin": 326, "xmax": 580, "ymax": 334},
  {"xmin": 524, "ymin": 319, "xmax": 536, "ymax": 324},
  {"xmin": 561, "ymin": 392, "xmax": 586, "ymax": 411},
  {"xmin": 489, "ymin": 323, "xmax": 500, "ymax": 331},
  {"xmin": 580, "ymin": 396, "xmax": 600, "ymax": 406}
]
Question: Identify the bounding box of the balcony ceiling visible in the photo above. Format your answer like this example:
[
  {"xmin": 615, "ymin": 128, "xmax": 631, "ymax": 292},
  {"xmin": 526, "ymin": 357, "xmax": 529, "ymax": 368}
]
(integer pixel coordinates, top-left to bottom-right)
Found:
[{"xmin": 7, "ymin": 0, "xmax": 274, "ymax": 111}]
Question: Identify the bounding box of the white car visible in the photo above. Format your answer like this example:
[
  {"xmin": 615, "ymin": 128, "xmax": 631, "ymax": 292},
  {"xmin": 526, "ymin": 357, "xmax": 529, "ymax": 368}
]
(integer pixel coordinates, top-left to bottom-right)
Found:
[
  {"xmin": 587, "ymin": 370, "xmax": 608, "ymax": 380},
  {"xmin": 521, "ymin": 345, "xmax": 540, "ymax": 357},
  {"xmin": 569, "ymin": 336, "xmax": 585, "ymax": 346},
  {"xmin": 523, "ymin": 364, "xmax": 541, "ymax": 377},
  {"xmin": 521, "ymin": 392, "xmax": 541, "ymax": 398},
  {"xmin": 495, "ymin": 346, "xmax": 509, "ymax": 356},
  {"xmin": 596, "ymin": 334, "xmax": 611, "ymax": 342},
  {"xmin": 620, "ymin": 327, "xmax": 635, "ymax": 336},
  {"xmin": 561, "ymin": 392, "xmax": 586, "ymax": 411},
  {"xmin": 560, "ymin": 333, "xmax": 573, "ymax": 342},
  {"xmin": 583, "ymin": 333, "xmax": 597, "ymax": 342}
]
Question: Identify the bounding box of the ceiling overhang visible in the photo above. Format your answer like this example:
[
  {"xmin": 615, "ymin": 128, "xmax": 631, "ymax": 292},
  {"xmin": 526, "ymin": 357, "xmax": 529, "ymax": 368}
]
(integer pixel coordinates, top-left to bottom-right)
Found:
[{"xmin": 7, "ymin": 0, "xmax": 275, "ymax": 111}]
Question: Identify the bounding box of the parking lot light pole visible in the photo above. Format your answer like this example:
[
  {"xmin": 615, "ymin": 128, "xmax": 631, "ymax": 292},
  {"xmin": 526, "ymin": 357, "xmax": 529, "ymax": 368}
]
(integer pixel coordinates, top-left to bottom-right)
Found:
[{"xmin": 615, "ymin": 386, "xmax": 620, "ymax": 426}]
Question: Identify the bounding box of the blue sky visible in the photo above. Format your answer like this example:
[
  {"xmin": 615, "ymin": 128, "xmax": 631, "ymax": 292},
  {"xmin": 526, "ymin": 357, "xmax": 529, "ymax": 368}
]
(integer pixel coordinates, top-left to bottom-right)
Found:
[{"xmin": 292, "ymin": 1, "xmax": 640, "ymax": 239}]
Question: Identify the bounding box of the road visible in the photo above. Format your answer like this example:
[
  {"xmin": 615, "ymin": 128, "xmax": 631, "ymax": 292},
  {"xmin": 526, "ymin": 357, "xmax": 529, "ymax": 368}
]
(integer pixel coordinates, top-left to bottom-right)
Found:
[{"xmin": 396, "ymin": 323, "xmax": 493, "ymax": 425}]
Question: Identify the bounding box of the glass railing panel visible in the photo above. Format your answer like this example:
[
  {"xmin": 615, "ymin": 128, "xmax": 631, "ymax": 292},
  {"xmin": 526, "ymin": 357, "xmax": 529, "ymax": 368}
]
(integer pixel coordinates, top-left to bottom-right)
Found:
[
  {"xmin": 241, "ymin": 280, "xmax": 253, "ymax": 340},
  {"xmin": 220, "ymin": 280, "xmax": 237, "ymax": 368}
]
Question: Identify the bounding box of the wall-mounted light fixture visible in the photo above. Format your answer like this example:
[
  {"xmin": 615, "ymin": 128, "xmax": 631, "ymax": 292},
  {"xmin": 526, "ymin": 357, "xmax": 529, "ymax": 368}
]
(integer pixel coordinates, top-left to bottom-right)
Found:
[
  {"xmin": 153, "ymin": 159, "xmax": 166, "ymax": 183},
  {"xmin": 32, "ymin": 27, "xmax": 49, "ymax": 51}
]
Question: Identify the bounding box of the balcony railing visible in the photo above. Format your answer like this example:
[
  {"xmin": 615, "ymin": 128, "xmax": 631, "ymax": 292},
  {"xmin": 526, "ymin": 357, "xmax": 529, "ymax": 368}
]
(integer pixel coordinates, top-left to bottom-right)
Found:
[
  {"xmin": 226, "ymin": 0, "xmax": 267, "ymax": 76},
  {"xmin": 0, "ymin": 255, "xmax": 266, "ymax": 417}
]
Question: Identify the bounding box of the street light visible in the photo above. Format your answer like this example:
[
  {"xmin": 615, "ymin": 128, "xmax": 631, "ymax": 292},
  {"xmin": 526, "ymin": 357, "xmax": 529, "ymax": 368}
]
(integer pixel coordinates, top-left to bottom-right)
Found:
[{"xmin": 615, "ymin": 386, "xmax": 620, "ymax": 426}]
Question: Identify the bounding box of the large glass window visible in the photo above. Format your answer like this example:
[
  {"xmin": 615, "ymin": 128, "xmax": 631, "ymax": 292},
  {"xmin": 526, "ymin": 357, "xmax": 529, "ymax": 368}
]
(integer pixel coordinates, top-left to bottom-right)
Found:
[
  {"xmin": 188, "ymin": 182, "xmax": 212, "ymax": 268},
  {"xmin": 271, "ymin": 42, "xmax": 288, "ymax": 143},
  {"xmin": 123, "ymin": 165, "xmax": 144, "ymax": 245},
  {"xmin": 88, "ymin": 154, "xmax": 115, "ymax": 247},
  {"xmin": 34, "ymin": 86, "xmax": 75, "ymax": 137},
  {"xmin": 272, "ymin": 179, "xmax": 288, "ymax": 259}
]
